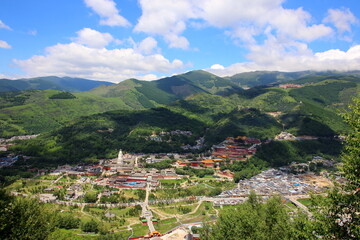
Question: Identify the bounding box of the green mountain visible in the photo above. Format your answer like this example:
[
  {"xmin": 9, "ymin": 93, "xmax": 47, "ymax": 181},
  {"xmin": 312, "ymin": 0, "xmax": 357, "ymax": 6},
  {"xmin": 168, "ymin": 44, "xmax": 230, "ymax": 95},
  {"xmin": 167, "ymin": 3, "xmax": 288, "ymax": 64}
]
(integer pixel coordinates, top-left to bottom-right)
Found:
[
  {"xmin": 226, "ymin": 70, "xmax": 360, "ymax": 88},
  {"xmin": 0, "ymin": 90, "xmax": 132, "ymax": 137},
  {"xmin": 0, "ymin": 76, "xmax": 114, "ymax": 92},
  {"xmin": 89, "ymin": 78, "xmax": 178, "ymax": 108},
  {"xmin": 90, "ymin": 70, "xmax": 242, "ymax": 102},
  {"xmin": 11, "ymin": 74, "xmax": 359, "ymax": 163},
  {"xmin": 155, "ymin": 70, "xmax": 242, "ymax": 96},
  {"xmin": 0, "ymin": 70, "xmax": 242, "ymax": 137},
  {"xmin": 226, "ymin": 71, "xmax": 311, "ymax": 87}
]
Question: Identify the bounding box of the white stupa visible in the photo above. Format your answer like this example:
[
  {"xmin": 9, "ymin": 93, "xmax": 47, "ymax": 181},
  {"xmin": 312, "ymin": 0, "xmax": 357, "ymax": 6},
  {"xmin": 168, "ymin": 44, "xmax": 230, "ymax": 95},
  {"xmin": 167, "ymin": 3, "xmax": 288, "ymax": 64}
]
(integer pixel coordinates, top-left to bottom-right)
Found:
[
  {"xmin": 117, "ymin": 149, "xmax": 124, "ymax": 165},
  {"xmin": 134, "ymin": 157, "xmax": 139, "ymax": 168}
]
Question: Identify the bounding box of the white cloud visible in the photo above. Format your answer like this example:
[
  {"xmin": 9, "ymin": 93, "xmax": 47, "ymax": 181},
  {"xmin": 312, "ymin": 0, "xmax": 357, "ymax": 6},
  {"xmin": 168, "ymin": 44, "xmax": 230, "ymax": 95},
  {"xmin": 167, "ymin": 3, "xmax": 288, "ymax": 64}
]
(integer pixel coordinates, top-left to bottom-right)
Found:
[
  {"xmin": 134, "ymin": 0, "xmax": 197, "ymax": 49},
  {"xmin": 74, "ymin": 28, "xmax": 115, "ymax": 48},
  {"xmin": 84, "ymin": 0, "xmax": 130, "ymax": 27},
  {"xmin": 200, "ymin": 0, "xmax": 332, "ymax": 42},
  {"xmin": 324, "ymin": 8, "xmax": 358, "ymax": 40},
  {"xmin": 266, "ymin": 7, "xmax": 332, "ymax": 42},
  {"xmin": 14, "ymin": 42, "xmax": 183, "ymax": 82},
  {"xmin": 141, "ymin": 74, "xmax": 159, "ymax": 81},
  {"xmin": 135, "ymin": 0, "xmax": 333, "ymax": 49},
  {"xmin": 210, "ymin": 64, "xmax": 225, "ymax": 70},
  {"xmin": 0, "ymin": 20, "xmax": 11, "ymax": 30},
  {"xmin": 0, "ymin": 40, "xmax": 11, "ymax": 49},
  {"xmin": 137, "ymin": 37, "xmax": 158, "ymax": 54},
  {"xmin": 208, "ymin": 44, "xmax": 360, "ymax": 76}
]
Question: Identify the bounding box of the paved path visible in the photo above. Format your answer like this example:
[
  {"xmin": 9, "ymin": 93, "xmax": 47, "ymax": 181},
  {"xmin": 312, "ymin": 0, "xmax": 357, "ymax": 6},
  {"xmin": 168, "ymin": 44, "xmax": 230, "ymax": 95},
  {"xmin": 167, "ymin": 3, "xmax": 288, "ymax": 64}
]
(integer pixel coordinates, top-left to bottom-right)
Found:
[
  {"xmin": 142, "ymin": 182, "xmax": 156, "ymax": 233},
  {"xmin": 52, "ymin": 175, "xmax": 63, "ymax": 184},
  {"xmin": 287, "ymin": 196, "xmax": 313, "ymax": 217}
]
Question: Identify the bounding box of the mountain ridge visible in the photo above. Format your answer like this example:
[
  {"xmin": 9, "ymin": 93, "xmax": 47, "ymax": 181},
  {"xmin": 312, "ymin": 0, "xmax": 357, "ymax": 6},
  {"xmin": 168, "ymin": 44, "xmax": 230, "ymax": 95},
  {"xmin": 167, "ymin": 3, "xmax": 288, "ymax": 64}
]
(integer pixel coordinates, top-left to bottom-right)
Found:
[
  {"xmin": 10, "ymin": 74, "xmax": 359, "ymax": 162},
  {"xmin": 0, "ymin": 76, "xmax": 114, "ymax": 92}
]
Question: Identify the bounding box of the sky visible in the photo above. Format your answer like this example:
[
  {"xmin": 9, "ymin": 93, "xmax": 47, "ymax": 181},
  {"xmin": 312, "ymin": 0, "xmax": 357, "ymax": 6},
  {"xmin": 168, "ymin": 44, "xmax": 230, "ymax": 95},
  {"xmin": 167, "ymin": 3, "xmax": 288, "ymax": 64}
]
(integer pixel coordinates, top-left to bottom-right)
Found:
[{"xmin": 0, "ymin": 0, "xmax": 360, "ymax": 82}]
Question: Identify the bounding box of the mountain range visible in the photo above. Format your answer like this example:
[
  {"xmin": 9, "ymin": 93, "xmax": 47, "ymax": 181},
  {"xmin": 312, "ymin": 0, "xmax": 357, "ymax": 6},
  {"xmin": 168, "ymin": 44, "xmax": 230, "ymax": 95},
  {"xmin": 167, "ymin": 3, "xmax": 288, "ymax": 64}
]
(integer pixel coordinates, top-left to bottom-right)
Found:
[
  {"xmin": 3, "ymin": 70, "xmax": 358, "ymax": 163},
  {"xmin": 0, "ymin": 76, "xmax": 114, "ymax": 92}
]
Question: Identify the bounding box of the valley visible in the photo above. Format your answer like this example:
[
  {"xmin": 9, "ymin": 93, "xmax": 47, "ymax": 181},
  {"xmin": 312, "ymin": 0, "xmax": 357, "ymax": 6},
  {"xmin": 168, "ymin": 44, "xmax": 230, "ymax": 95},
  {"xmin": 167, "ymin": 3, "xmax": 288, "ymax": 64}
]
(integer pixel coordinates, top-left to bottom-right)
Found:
[{"xmin": 0, "ymin": 70, "xmax": 358, "ymax": 240}]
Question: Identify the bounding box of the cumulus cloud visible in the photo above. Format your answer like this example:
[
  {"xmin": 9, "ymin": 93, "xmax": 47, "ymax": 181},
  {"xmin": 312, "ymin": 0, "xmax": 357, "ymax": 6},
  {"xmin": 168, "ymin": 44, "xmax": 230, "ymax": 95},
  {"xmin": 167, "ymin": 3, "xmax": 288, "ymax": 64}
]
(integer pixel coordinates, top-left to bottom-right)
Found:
[
  {"xmin": 0, "ymin": 40, "xmax": 11, "ymax": 49},
  {"xmin": 207, "ymin": 44, "xmax": 360, "ymax": 76},
  {"xmin": 74, "ymin": 28, "xmax": 115, "ymax": 48},
  {"xmin": 137, "ymin": 37, "xmax": 158, "ymax": 54},
  {"xmin": 84, "ymin": 0, "xmax": 130, "ymax": 27},
  {"xmin": 135, "ymin": 0, "xmax": 197, "ymax": 49},
  {"xmin": 0, "ymin": 20, "xmax": 11, "ymax": 30},
  {"xmin": 135, "ymin": 0, "xmax": 333, "ymax": 49},
  {"xmin": 210, "ymin": 64, "xmax": 225, "ymax": 70},
  {"xmin": 324, "ymin": 8, "xmax": 358, "ymax": 40},
  {"xmin": 14, "ymin": 42, "xmax": 183, "ymax": 82}
]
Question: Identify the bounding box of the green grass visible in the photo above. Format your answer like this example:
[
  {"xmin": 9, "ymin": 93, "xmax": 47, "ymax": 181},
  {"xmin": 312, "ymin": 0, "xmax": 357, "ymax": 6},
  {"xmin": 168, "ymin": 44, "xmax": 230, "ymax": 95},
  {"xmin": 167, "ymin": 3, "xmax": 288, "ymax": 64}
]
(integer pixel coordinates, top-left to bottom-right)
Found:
[
  {"xmin": 156, "ymin": 217, "xmax": 179, "ymax": 233},
  {"xmin": 131, "ymin": 223, "xmax": 150, "ymax": 237},
  {"xmin": 285, "ymin": 201, "xmax": 297, "ymax": 210},
  {"xmin": 297, "ymin": 198, "xmax": 313, "ymax": 206},
  {"xmin": 157, "ymin": 203, "xmax": 198, "ymax": 215},
  {"xmin": 159, "ymin": 179, "xmax": 187, "ymax": 184},
  {"xmin": 180, "ymin": 202, "xmax": 216, "ymax": 224},
  {"xmin": 48, "ymin": 228, "xmax": 94, "ymax": 240}
]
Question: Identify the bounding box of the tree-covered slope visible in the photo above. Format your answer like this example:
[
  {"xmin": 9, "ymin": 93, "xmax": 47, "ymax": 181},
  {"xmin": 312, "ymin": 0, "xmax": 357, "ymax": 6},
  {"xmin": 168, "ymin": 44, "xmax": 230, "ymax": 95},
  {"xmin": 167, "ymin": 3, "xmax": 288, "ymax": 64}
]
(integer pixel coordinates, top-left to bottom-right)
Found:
[
  {"xmin": 226, "ymin": 70, "xmax": 360, "ymax": 88},
  {"xmin": 5, "ymin": 71, "xmax": 360, "ymax": 164},
  {"xmin": 0, "ymin": 90, "xmax": 131, "ymax": 137},
  {"xmin": 0, "ymin": 76, "xmax": 114, "ymax": 92},
  {"xmin": 155, "ymin": 70, "xmax": 242, "ymax": 97},
  {"xmin": 89, "ymin": 78, "xmax": 178, "ymax": 107},
  {"xmin": 90, "ymin": 70, "xmax": 242, "ymax": 102},
  {"xmin": 226, "ymin": 71, "xmax": 312, "ymax": 87},
  {"xmin": 0, "ymin": 70, "xmax": 242, "ymax": 137},
  {"xmin": 12, "ymin": 108, "xmax": 207, "ymax": 162}
]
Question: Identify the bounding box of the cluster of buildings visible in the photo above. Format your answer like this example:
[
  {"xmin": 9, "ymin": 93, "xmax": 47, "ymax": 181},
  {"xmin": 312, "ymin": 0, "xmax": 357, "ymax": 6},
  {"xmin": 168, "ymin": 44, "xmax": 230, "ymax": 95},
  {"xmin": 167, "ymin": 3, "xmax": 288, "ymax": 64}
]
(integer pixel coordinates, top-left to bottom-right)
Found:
[
  {"xmin": 279, "ymin": 84, "xmax": 302, "ymax": 88},
  {"xmin": 50, "ymin": 164, "xmax": 102, "ymax": 176},
  {"xmin": 99, "ymin": 150, "xmax": 183, "ymax": 189},
  {"xmin": 0, "ymin": 134, "xmax": 38, "ymax": 143},
  {"xmin": 0, "ymin": 135, "xmax": 38, "ymax": 151},
  {"xmin": 220, "ymin": 168, "xmax": 329, "ymax": 197},
  {"xmin": 211, "ymin": 136, "xmax": 261, "ymax": 162},
  {"xmin": 290, "ymin": 156, "xmax": 336, "ymax": 173},
  {"xmin": 275, "ymin": 132, "xmax": 296, "ymax": 140},
  {"xmin": 48, "ymin": 150, "xmax": 185, "ymax": 190},
  {"xmin": 147, "ymin": 130, "xmax": 193, "ymax": 142},
  {"xmin": 181, "ymin": 137, "xmax": 205, "ymax": 150},
  {"xmin": 175, "ymin": 136, "xmax": 261, "ymax": 168},
  {"xmin": 103, "ymin": 168, "xmax": 183, "ymax": 189},
  {"xmin": 176, "ymin": 158, "xmax": 223, "ymax": 168},
  {"xmin": 213, "ymin": 199, "xmax": 244, "ymax": 207},
  {"xmin": 275, "ymin": 132, "xmax": 318, "ymax": 141}
]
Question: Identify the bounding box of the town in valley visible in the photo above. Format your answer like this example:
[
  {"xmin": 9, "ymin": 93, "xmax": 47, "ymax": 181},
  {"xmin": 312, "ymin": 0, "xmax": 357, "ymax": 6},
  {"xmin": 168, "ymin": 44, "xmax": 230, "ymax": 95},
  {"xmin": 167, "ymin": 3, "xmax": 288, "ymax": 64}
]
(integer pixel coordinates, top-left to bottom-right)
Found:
[{"xmin": 1, "ymin": 132, "xmax": 339, "ymax": 240}]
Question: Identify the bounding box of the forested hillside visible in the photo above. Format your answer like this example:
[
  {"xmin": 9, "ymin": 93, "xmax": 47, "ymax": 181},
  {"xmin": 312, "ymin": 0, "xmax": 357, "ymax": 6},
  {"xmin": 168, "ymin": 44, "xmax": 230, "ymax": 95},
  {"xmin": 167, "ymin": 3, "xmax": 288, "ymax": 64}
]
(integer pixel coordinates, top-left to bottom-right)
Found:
[
  {"xmin": 0, "ymin": 90, "xmax": 132, "ymax": 137},
  {"xmin": 10, "ymin": 73, "xmax": 359, "ymax": 163},
  {"xmin": 0, "ymin": 76, "xmax": 114, "ymax": 92},
  {"xmin": 1, "ymin": 70, "xmax": 358, "ymax": 163}
]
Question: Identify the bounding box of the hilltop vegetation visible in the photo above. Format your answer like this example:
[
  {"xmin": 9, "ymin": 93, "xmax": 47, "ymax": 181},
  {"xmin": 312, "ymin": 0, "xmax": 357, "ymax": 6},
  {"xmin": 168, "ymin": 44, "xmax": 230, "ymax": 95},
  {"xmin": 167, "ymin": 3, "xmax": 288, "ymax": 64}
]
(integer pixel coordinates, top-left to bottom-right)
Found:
[
  {"xmin": 0, "ymin": 70, "xmax": 241, "ymax": 137},
  {"xmin": 0, "ymin": 90, "xmax": 132, "ymax": 137},
  {"xmin": 89, "ymin": 70, "xmax": 242, "ymax": 106},
  {"xmin": 2, "ymin": 70, "xmax": 359, "ymax": 163},
  {"xmin": 0, "ymin": 76, "xmax": 114, "ymax": 92},
  {"xmin": 226, "ymin": 70, "xmax": 312, "ymax": 87},
  {"xmin": 227, "ymin": 70, "xmax": 360, "ymax": 87},
  {"xmin": 11, "ymin": 108, "xmax": 206, "ymax": 163}
]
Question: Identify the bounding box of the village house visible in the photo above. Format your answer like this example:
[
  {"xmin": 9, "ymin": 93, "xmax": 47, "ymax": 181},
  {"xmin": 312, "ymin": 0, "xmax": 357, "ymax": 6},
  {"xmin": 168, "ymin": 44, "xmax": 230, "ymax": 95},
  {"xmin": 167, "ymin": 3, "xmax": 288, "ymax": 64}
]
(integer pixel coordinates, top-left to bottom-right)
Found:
[{"xmin": 38, "ymin": 193, "xmax": 57, "ymax": 203}]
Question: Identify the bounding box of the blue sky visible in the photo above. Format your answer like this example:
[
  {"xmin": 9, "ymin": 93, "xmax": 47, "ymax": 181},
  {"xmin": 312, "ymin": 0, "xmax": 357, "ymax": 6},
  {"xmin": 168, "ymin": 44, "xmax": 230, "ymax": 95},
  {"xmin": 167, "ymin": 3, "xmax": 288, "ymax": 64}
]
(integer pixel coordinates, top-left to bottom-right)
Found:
[{"xmin": 0, "ymin": 0, "xmax": 359, "ymax": 82}]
